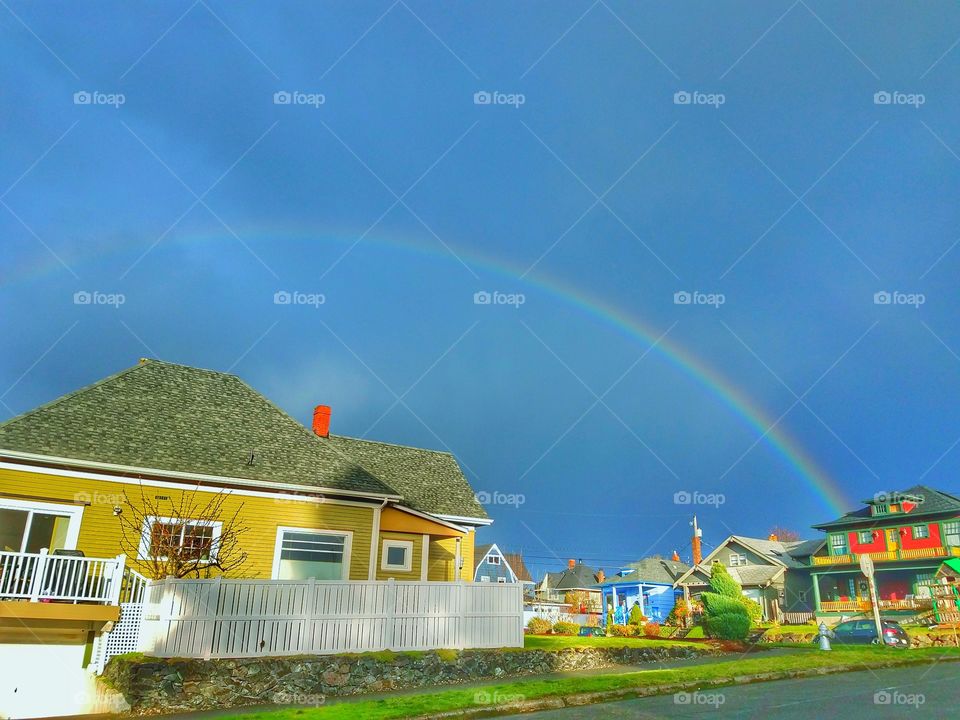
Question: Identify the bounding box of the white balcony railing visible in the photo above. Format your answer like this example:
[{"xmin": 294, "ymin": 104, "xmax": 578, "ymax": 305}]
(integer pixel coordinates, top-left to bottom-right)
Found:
[{"xmin": 0, "ymin": 549, "xmax": 126, "ymax": 604}]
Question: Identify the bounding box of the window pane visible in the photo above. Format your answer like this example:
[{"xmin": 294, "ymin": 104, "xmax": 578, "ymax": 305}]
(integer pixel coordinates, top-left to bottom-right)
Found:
[
  {"xmin": 277, "ymin": 532, "xmax": 345, "ymax": 580},
  {"xmin": 150, "ymin": 522, "xmax": 182, "ymax": 556},
  {"xmin": 182, "ymin": 524, "xmax": 214, "ymax": 560},
  {"xmin": 0, "ymin": 509, "xmax": 28, "ymax": 552},
  {"xmin": 386, "ymin": 546, "xmax": 407, "ymax": 567}
]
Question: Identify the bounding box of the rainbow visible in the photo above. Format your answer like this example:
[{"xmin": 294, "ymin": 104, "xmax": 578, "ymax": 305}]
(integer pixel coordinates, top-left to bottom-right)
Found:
[{"xmin": 7, "ymin": 227, "xmax": 851, "ymax": 513}]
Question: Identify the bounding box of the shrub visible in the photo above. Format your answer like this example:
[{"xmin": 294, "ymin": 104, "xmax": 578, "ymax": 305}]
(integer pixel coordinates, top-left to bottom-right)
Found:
[
  {"xmin": 609, "ymin": 624, "xmax": 636, "ymax": 637},
  {"xmin": 552, "ymin": 621, "xmax": 580, "ymax": 636},
  {"xmin": 742, "ymin": 597, "xmax": 763, "ymax": 624},
  {"xmin": 526, "ymin": 617, "xmax": 552, "ymax": 635},
  {"xmin": 643, "ymin": 621, "xmax": 661, "ymax": 638},
  {"xmin": 709, "ymin": 562, "xmax": 742, "ymax": 598},
  {"xmin": 701, "ymin": 591, "xmax": 751, "ymax": 640},
  {"xmin": 665, "ymin": 598, "xmax": 689, "ymax": 626},
  {"xmin": 628, "ymin": 603, "xmax": 644, "ymax": 626},
  {"xmin": 704, "ymin": 611, "xmax": 751, "ymax": 640}
]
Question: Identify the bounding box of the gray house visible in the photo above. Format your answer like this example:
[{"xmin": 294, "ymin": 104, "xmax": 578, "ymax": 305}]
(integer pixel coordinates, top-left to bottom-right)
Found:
[{"xmin": 675, "ymin": 534, "xmax": 825, "ymax": 622}]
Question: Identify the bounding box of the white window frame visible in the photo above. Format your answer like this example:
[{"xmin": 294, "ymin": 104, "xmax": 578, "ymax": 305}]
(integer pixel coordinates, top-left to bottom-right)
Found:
[
  {"xmin": 944, "ymin": 521, "xmax": 960, "ymax": 546},
  {"xmin": 480, "ymin": 575, "xmax": 490, "ymax": 582},
  {"xmin": 271, "ymin": 526, "xmax": 353, "ymax": 580},
  {"xmin": 913, "ymin": 525, "xmax": 929, "ymax": 540},
  {"xmin": 497, "ymin": 576, "xmax": 507, "ymax": 583},
  {"xmin": 858, "ymin": 530, "xmax": 874, "ymax": 544},
  {"xmin": 139, "ymin": 516, "xmax": 223, "ymax": 562},
  {"xmin": 0, "ymin": 497, "xmax": 84, "ymax": 552},
  {"xmin": 381, "ymin": 539, "xmax": 414, "ymax": 573},
  {"xmin": 729, "ymin": 553, "xmax": 747, "ymax": 567},
  {"xmin": 486, "ymin": 554, "xmax": 501, "ymax": 565}
]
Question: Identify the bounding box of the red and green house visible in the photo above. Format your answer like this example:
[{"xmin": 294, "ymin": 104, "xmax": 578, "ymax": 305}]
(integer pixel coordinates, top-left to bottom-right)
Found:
[{"xmin": 809, "ymin": 485, "xmax": 960, "ymax": 617}]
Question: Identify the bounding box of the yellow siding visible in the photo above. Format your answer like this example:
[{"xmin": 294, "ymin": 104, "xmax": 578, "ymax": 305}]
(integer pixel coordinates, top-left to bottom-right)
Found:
[
  {"xmin": 374, "ymin": 531, "xmax": 423, "ymax": 580},
  {"xmin": 0, "ymin": 466, "xmax": 375, "ymax": 580},
  {"xmin": 426, "ymin": 530, "xmax": 475, "ymax": 582}
]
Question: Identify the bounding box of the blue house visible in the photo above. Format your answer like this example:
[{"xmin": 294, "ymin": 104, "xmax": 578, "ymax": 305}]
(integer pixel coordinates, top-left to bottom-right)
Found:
[
  {"xmin": 598, "ymin": 556, "xmax": 689, "ymax": 624},
  {"xmin": 473, "ymin": 543, "xmax": 533, "ymax": 586}
]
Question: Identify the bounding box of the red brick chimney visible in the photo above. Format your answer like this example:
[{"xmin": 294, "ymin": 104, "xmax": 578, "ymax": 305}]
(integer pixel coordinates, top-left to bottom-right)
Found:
[
  {"xmin": 312, "ymin": 405, "xmax": 331, "ymax": 438},
  {"xmin": 691, "ymin": 515, "xmax": 703, "ymax": 566},
  {"xmin": 568, "ymin": 558, "xmax": 576, "ymax": 569},
  {"xmin": 768, "ymin": 533, "xmax": 779, "ymax": 542}
]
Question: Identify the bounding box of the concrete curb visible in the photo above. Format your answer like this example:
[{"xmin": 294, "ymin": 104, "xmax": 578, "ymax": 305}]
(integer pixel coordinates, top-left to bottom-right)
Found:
[{"xmin": 415, "ymin": 655, "xmax": 960, "ymax": 720}]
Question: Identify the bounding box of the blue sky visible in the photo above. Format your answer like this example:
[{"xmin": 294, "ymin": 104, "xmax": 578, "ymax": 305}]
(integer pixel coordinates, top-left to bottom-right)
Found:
[{"xmin": 2, "ymin": 1, "xmax": 960, "ymax": 580}]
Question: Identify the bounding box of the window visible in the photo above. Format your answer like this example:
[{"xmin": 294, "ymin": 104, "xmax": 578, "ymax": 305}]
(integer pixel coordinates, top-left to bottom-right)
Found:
[
  {"xmin": 944, "ymin": 521, "xmax": 960, "ymax": 547},
  {"xmin": 830, "ymin": 534, "xmax": 848, "ymax": 555},
  {"xmin": 480, "ymin": 576, "xmax": 490, "ymax": 582},
  {"xmin": 913, "ymin": 525, "xmax": 929, "ymax": 540},
  {"xmin": 381, "ymin": 539, "xmax": 413, "ymax": 572},
  {"xmin": 858, "ymin": 530, "xmax": 874, "ymax": 544},
  {"xmin": 729, "ymin": 554, "xmax": 747, "ymax": 567},
  {"xmin": 0, "ymin": 499, "xmax": 82, "ymax": 553},
  {"xmin": 486, "ymin": 555, "xmax": 501, "ymax": 565},
  {"xmin": 873, "ymin": 504, "xmax": 888, "ymax": 516},
  {"xmin": 272, "ymin": 527, "xmax": 351, "ymax": 580},
  {"xmin": 140, "ymin": 517, "xmax": 222, "ymax": 561},
  {"xmin": 497, "ymin": 576, "xmax": 507, "ymax": 583}
]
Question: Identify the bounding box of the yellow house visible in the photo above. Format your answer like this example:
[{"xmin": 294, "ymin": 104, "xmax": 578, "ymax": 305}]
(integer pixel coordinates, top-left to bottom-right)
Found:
[
  {"xmin": 0, "ymin": 359, "xmax": 490, "ymax": 585},
  {"xmin": 0, "ymin": 359, "xmax": 491, "ymax": 716}
]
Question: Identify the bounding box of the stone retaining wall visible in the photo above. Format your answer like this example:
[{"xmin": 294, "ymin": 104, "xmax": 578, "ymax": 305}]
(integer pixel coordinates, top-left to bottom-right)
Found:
[{"xmin": 102, "ymin": 644, "xmax": 713, "ymax": 714}]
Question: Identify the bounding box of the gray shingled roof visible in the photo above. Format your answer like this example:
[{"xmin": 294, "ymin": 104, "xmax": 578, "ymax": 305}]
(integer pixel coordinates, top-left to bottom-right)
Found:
[
  {"xmin": 550, "ymin": 562, "xmax": 600, "ymax": 590},
  {"xmin": 327, "ymin": 435, "xmax": 486, "ymax": 519},
  {"xmin": 730, "ymin": 536, "xmax": 822, "ymax": 569},
  {"xmin": 0, "ymin": 360, "xmax": 486, "ymax": 519},
  {"xmin": 813, "ymin": 485, "xmax": 960, "ymax": 529},
  {"xmin": 598, "ymin": 557, "xmax": 690, "ymax": 586}
]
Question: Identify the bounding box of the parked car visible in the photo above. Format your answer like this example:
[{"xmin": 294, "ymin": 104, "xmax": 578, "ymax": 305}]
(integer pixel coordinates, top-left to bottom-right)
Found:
[
  {"xmin": 578, "ymin": 626, "xmax": 605, "ymax": 637},
  {"xmin": 829, "ymin": 619, "xmax": 910, "ymax": 647}
]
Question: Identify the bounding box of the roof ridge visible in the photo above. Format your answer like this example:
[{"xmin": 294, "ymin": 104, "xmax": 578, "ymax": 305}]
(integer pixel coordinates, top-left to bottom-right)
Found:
[{"xmin": 330, "ymin": 433, "xmax": 456, "ymax": 458}]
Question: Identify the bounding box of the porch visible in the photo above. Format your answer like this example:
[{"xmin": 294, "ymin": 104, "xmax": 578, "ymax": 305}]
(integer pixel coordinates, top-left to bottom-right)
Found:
[
  {"xmin": 599, "ymin": 582, "xmax": 676, "ymax": 624},
  {"xmin": 812, "ymin": 567, "xmax": 936, "ymax": 614},
  {"xmin": 0, "ymin": 548, "xmax": 128, "ymax": 605}
]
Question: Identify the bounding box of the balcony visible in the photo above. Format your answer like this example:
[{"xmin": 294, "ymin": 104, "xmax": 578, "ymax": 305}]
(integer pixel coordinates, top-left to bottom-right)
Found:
[
  {"xmin": 811, "ymin": 546, "xmax": 960, "ymax": 567},
  {"xmin": 0, "ymin": 548, "xmax": 127, "ymax": 604}
]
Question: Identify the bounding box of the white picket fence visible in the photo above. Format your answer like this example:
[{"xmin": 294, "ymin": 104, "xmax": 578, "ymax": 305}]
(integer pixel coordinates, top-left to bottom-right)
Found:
[{"xmin": 138, "ymin": 577, "xmax": 524, "ymax": 658}]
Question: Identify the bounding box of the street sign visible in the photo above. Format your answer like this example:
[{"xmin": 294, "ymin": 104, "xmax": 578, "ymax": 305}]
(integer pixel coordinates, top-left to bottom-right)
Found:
[{"xmin": 859, "ymin": 554, "xmax": 874, "ymax": 578}]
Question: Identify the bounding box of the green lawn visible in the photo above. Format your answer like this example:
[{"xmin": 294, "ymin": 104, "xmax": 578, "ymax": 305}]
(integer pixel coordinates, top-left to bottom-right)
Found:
[
  {"xmin": 214, "ymin": 646, "xmax": 960, "ymax": 720},
  {"xmin": 523, "ymin": 634, "xmax": 702, "ymax": 650}
]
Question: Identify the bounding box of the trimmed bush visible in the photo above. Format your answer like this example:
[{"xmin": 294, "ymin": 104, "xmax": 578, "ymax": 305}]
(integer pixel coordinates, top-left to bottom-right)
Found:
[
  {"xmin": 609, "ymin": 624, "xmax": 636, "ymax": 637},
  {"xmin": 552, "ymin": 621, "xmax": 580, "ymax": 636},
  {"xmin": 665, "ymin": 598, "xmax": 689, "ymax": 626},
  {"xmin": 526, "ymin": 617, "xmax": 551, "ymax": 635},
  {"xmin": 701, "ymin": 593, "xmax": 745, "ymax": 616},
  {"xmin": 628, "ymin": 604, "xmax": 644, "ymax": 626},
  {"xmin": 704, "ymin": 610, "xmax": 751, "ymax": 640},
  {"xmin": 642, "ymin": 621, "xmax": 661, "ymax": 638},
  {"xmin": 742, "ymin": 597, "xmax": 763, "ymax": 624},
  {"xmin": 709, "ymin": 562, "xmax": 742, "ymax": 598}
]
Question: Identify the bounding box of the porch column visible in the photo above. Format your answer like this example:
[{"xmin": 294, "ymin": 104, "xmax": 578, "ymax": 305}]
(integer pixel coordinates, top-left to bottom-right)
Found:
[
  {"xmin": 637, "ymin": 584, "xmax": 645, "ymax": 616},
  {"xmin": 611, "ymin": 585, "xmax": 617, "ymax": 621},
  {"xmin": 812, "ymin": 574, "xmax": 821, "ymax": 611}
]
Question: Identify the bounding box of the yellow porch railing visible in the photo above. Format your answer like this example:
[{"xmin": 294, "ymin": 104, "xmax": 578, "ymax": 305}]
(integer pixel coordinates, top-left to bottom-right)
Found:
[
  {"xmin": 812, "ymin": 545, "xmax": 960, "ymax": 566},
  {"xmin": 819, "ymin": 598, "xmax": 934, "ymax": 613}
]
